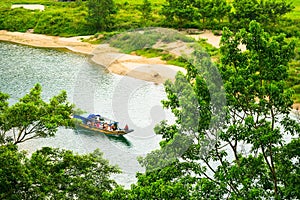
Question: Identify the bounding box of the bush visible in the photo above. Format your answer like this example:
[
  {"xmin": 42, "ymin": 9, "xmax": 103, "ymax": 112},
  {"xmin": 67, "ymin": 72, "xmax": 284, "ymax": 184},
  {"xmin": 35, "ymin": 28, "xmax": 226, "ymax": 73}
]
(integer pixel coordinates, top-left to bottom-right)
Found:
[
  {"xmin": 34, "ymin": 8, "xmax": 91, "ymax": 36},
  {"xmin": 0, "ymin": 8, "xmax": 39, "ymax": 32},
  {"xmin": 109, "ymin": 28, "xmax": 195, "ymax": 53},
  {"xmin": 109, "ymin": 31, "xmax": 159, "ymax": 53}
]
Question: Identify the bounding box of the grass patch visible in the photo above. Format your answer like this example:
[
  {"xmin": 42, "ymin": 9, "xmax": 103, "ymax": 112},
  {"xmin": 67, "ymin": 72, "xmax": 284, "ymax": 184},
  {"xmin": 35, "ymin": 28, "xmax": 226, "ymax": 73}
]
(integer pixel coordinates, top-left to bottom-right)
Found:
[
  {"xmin": 197, "ymin": 38, "xmax": 219, "ymax": 57},
  {"xmin": 109, "ymin": 28, "xmax": 194, "ymax": 53},
  {"xmin": 0, "ymin": 7, "xmax": 40, "ymax": 32},
  {"xmin": 165, "ymin": 56, "xmax": 189, "ymax": 68},
  {"xmin": 109, "ymin": 31, "xmax": 159, "ymax": 53},
  {"xmin": 135, "ymin": 48, "xmax": 164, "ymax": 58},
  {"xmin": 0, "ymin": 0, "xmax": 92, "ymax": 36},
  {"xmin": 134, "ymin": 48, "xmax": 189, "ymax": 68},
  {"xmin": 133, "ymin": 47, "xmax": 189, "ymax": 68}
]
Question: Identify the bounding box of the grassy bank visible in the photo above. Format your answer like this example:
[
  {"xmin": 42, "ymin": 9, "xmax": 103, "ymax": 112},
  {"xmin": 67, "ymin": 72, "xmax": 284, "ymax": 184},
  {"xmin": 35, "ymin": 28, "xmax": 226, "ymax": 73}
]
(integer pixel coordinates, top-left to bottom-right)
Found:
[
  {"xmin": 1, "ymin": 0, "xmax": 299, "ymax": 36},
  {"xmin": 0, "ymin": 0, "xmax": 166, "ymax": 36},
  {"xmin": 0, "ymin": 1, "xmax": 91, "ymax": 36}
]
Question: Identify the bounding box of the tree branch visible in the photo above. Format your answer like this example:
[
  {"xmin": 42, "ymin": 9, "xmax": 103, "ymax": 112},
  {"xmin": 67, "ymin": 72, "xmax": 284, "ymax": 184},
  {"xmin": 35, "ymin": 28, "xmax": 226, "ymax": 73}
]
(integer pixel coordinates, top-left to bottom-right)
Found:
[
  {"xmin": 15, "ymin": 126, "xmax": 27, "ymax": 144},
  {"xmin": 202, "ymin": 158, "xmax": 216, "ymax": 174},
  {"xmin": 215, "ymin": 144, "xmax": 240, "ymax": 195},
  {"xmin": 261, "ymin": 145, "xmax": 277, "ymax": 195},
  {"xmin": 18, "ymin": 134, "xmax": 40, "ymax": 144}
]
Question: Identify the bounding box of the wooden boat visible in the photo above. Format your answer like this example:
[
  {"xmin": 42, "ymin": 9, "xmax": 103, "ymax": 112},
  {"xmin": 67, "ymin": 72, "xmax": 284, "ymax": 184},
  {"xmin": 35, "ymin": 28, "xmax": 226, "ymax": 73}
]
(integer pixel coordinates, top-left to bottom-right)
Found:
[{"xmin": 73, "ymin": 114, "xmax": 134, "ymax": 136}]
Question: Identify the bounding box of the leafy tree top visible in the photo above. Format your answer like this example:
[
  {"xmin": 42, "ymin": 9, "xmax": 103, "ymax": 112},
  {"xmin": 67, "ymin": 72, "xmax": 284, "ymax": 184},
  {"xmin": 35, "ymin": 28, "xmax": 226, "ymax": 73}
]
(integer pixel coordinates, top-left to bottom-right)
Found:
[
  {"xmin": 0, "ymin": 144, "xmax": 121, "ymax": 199},
  {"xmin": 0, "ymin": 83, "xmax": 75, "ymax": 145},
  {"xmin": 127, "ymin": 21, "xmax": 300, "ymax": 199}
]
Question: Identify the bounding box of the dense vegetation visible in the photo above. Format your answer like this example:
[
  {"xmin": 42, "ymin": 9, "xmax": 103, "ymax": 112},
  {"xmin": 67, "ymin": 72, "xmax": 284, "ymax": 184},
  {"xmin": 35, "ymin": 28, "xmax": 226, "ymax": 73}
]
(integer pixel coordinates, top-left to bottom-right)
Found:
[
  {"xmin": 105, "ymin": 21, "xmax": 300, "ymax": 199},
  {"xmin": 0, "ymin": 0, "xmax": 298, "ymax": 36},
  {"xmin": 0, "ymin": 145, "xmax": 120, "ymax": 199}
]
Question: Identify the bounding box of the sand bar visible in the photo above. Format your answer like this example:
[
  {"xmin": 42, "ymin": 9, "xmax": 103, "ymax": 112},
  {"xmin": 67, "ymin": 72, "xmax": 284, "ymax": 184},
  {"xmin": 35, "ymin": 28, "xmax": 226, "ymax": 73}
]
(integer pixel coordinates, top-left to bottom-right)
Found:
[{"xmin": 0, "ymin": 30, "xmax": 185, "ymax": 83}]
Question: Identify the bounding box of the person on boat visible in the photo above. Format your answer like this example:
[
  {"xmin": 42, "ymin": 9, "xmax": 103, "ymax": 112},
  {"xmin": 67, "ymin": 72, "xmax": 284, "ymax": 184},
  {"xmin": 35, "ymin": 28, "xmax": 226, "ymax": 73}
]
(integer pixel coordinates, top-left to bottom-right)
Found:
[
  {"xmin": 124, "ymin": 124, "xmax": 129, "ymax": 131},
  {"xmin": 111, "ymin": 122, "xmax": 118, "ymax": 131},
  {"xmin": 101, "ymin": 122, "xmax": 105, "ymax": 130},
  {"xmin": 104, "ymin": 122, "xmax": 109, "ymax": 130},
  {"xmin": 87, "ymin": 121, "xmax": 92, "ymax": 126},
  {"xmin": 91, "ymin": 117, "xmax": 95, "ymax": 127},
  {"xmin": 96, "ymin": 122, "xmax": 100, "ymax": 128},
  {"xmin": 95, "ymin": 115, "xmax": 101, "ymax": 122}
]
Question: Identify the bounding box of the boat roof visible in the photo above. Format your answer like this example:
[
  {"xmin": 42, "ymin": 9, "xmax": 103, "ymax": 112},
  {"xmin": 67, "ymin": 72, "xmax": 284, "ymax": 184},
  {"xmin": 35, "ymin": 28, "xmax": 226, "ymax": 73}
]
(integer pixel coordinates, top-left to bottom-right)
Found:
[{"xmin": 86, "ymin": 113, "xmax": 118, "ymax": 123}]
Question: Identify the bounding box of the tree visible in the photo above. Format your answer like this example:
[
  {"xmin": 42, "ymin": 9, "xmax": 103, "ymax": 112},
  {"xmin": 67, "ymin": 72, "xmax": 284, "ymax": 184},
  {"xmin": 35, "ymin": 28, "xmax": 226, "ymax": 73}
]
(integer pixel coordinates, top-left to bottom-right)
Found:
[
  {"xmin": 231, "ymin": 0, "xmax": 294, "ymax": 28},
  {"xmin": 0, "ymin": 83, "xmax": 74, "ymax": 145},
  {"xmin": 0, "ymin": 144, "xmax": 31, "ymax": 199},
  {"xmin": 0, "ymin": 92, "xmax": 9, "ymax": 143},
  {"xmin": 194, "ymin": 0, "xmax": 231, "ymax": 25},
  {"xmin": 138, "ymin": 0, "xmax": 152, "ymax": 26},
  {"xmin": 194, "ymin": 0, "xmax": 213, "ymax": 23},
  {"xmin": 262, "ymin": 0, "xmax": 294, "ymax": 24},
  {"xmin": 0, "ymin": 144, "xmax": 121, "ymax": 199},
  {"xmin": 211, "ymin": 0, "xmax": 231, "ymax": 23},
  {"xmin": 86, "ymin": 0, "xmax": 116, "ymax": 31},
  {"xmin": 125, "ymin": 21, "xmax": 300, "ymax": 199},
  {"xmin": 161, "ymin": 0, "xmax": 198, "ymax": 29},
  {"xmin": 218, "ymin": 21, "xmax": 298, "ymax": 198}
]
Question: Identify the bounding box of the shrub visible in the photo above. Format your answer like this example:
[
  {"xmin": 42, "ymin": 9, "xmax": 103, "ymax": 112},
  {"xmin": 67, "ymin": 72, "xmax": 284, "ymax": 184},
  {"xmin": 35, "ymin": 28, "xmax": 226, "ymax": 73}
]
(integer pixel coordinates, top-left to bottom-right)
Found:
[
  {"xmin": 34, "ymin": 9, "xmax": 91, "ymax": 36},
  {"xmin": 0, "ymin": 8, "xmax": 39, "ymax": 32}
]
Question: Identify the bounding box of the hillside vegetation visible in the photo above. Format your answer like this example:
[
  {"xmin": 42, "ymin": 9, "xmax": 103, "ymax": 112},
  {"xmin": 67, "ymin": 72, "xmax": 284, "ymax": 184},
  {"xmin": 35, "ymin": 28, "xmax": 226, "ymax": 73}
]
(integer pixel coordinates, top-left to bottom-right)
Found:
[{"xmin": 0, "ymin": 0, "xmax": 298, "ymax": 36}]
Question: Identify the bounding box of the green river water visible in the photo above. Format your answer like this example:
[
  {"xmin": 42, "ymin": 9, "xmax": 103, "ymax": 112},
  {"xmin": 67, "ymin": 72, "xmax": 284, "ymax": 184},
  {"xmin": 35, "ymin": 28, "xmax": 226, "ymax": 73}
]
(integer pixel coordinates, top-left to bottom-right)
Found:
[{"xmin": 0, "ymin": 42, "xmax": 174, "ymax": 187}]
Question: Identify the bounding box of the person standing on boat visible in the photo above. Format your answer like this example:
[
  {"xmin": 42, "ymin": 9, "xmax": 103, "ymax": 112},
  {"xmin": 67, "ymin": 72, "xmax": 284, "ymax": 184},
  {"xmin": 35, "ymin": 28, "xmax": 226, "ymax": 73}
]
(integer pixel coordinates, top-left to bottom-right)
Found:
[
  {"xmin": 112, "ymin": 122, "xmax": 117, "ymax": 131},
  {"xmin": 87, "ymin": 121, "xmax": 92, "ymax": 127},
  {"xmin": 103, "ymin": 122, "xmax": 108, "ymax": 130},
  {"xmin": 124, "ymin": 124, "xmax": 129, "ymax": 131},
  {"xmin": 96, "ymin": 122, "xmax": 100, "ymax": 128},
  {"xmin": 91, "ymin": 117, "xmax": 96, "ymax": 127},
  {"xmin": 96, "ymin": 115, "xmax": 101, "ymax": 122}
]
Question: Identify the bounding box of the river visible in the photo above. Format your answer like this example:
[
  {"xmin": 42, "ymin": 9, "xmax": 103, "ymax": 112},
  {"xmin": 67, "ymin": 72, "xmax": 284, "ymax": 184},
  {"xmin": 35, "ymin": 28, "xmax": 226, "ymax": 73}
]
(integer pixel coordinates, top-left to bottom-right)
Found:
[{"xmin": 0, "ymin": 42, "xmax": 174, "ymax": 187}]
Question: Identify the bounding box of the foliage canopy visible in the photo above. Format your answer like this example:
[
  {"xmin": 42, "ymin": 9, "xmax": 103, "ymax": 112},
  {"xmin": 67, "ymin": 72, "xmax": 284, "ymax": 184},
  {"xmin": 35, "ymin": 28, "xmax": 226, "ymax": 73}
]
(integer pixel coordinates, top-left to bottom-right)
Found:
[
  {"xmin": 115, "ymin": 21, "xmax": 300, "ymax": 199},
  {"xmin": 0, "ymin": 144, "xmax": 120, "ymax": 199},
  {"xmin": 0, "ymin": 83, "xmax": 74, "ymax": 145},
  {"xmin": 86, "ymin": 0, "xmax": 117, "ymax": 31}
]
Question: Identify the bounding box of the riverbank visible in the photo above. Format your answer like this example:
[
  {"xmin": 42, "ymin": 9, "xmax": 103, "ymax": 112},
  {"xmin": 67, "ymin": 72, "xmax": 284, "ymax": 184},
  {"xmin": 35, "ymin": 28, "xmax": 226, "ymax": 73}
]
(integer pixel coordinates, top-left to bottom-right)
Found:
[
  {"xmin": 0, "ymin": 30, "xmax": 186, "ymax": 84},
  {"xmin": 0, "ymin": 30, "xmax": 95, "ymax": 55}
]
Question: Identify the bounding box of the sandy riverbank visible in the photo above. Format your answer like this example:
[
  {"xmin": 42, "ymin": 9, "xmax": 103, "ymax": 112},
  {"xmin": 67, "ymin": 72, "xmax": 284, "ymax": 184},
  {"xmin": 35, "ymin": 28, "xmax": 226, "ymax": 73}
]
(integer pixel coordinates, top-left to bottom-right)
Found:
[
  {"xmin": 0, "ymin": 30, "xmax": 186, "ymax": 84},
  {"xmin": 0, "ymin": 30, "xmax": 97, "ymax": 55}
]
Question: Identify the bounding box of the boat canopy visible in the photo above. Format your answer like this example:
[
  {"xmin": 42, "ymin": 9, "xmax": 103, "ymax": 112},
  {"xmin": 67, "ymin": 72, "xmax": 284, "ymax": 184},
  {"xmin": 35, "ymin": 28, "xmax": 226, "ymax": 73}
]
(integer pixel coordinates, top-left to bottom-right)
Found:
[{"xmin": 87, "ymin": 114, "xmax": 101, "ymax": 119}]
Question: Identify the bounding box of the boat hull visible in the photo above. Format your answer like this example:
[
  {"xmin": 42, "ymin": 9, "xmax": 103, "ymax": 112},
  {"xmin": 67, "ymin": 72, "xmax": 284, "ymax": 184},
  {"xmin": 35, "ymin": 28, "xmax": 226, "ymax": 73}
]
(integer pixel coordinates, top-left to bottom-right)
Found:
[{"xmin": 77, "ymin": 123, "xmax": 130, "ymax": 136}]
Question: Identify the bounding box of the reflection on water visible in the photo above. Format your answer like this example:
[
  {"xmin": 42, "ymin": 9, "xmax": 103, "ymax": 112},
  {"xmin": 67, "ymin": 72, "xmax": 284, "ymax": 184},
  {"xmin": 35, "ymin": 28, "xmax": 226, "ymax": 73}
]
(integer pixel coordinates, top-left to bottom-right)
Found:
[
  {"xmin": 107, "ymin": 135, "xmax": 132, "ymax": 147},
  {"xmin": 0, "ymin": 42, "xmax": 174, "ymax": 187}
]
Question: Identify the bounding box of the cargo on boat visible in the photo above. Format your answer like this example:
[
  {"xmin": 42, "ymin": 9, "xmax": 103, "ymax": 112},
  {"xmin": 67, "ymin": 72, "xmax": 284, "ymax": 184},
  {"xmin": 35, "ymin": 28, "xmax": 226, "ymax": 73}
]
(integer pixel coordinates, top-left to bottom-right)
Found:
[{"xmin": 73, "ymin": 114, "xmax": 134, "ymax": 136}]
